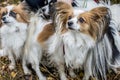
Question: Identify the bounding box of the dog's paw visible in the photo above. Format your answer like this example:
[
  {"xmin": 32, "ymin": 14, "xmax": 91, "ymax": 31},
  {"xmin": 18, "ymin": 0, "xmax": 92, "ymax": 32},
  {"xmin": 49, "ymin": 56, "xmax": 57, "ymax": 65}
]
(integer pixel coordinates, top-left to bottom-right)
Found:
[
  {"xmin": 0, "ymin": 49, "xmax": 4, "ymax": 56},
  {"xmin": 24, "ymin": 75, "xmax": 32, "ymax": 80},
  {"xmin": 23, "ymin": 67, "xmax": 31, "ymax": 75},
  {"xmin": 9, "ymin": 64, "xmax": 15, "ymax": 70},
  {"xmin": 60, "ymin": 74, "xmax": 67, "ymax": 80},
  {"xmin": 40, "ymin": 76, "xmax": 46, "ymax": 80},
  {"xmin": 69, "ymin": 70, "xmax": 76, "ymax": 78}
]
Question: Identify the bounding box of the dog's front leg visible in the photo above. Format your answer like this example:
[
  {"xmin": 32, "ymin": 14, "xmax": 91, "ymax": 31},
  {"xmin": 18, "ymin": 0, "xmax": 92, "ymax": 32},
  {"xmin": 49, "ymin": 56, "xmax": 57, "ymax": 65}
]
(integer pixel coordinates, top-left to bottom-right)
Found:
[
  {"xmin": 54, "ymin": 46, "xmax": 67, "ymax": 80},
  {"xmin": 22, "ymin": 55, "xmax": 31, "ymax": 75},
  {"xmin": 8, "ymin": 49, "xmax": 15, "ymax": 70},
  {"xmin": 31, "ymin": 46, "xmax": 46, "ymax": 80}
]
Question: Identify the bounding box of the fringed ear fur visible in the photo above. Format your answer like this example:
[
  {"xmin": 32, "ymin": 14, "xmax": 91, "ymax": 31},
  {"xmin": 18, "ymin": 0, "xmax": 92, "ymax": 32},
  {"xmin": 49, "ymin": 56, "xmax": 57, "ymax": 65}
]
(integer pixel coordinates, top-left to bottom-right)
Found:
[
  {"xmin": 12, "ymin": 4, "xmax": 30, "ymax": 23},
  {"xmin": 0, "ymin": 7, "xmax": 7, "ymax": 27},
  {"xmin": 90, "ymin": 7, "xmax": 111, "ymax": 21}
]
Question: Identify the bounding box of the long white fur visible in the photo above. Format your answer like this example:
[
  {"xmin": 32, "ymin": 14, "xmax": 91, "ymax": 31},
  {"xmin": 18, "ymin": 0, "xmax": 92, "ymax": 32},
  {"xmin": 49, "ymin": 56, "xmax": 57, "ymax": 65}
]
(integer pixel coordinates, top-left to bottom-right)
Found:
[
  {"xmin": 71, "ymin": 1, "xmax": 120, "ymax": 79},
  {"xmin": 62, "ymin": 31, "xmax": 95, "ymax": 68},
  {"xmin": 60, "ymin": 9, "xmax": 97, "ymax": 79},
  {"xmin": 0, "ymin": 5, "xmax": 28, "ymax": 70},
  {"xmin": 22, "ymin": 12, "xmax": 51, "ymax": 80},
  {"xmin": 23, "ymin": 11, "xmax": 68, "ymax": 80},
  {"xmin": 56, "ymin": 6, "xmax": 120, "ymax": 80}
]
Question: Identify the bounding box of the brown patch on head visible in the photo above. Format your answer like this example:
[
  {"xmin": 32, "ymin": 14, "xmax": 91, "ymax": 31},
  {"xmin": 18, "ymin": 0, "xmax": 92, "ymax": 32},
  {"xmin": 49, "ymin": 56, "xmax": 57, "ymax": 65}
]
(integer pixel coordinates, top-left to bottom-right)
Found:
[
  {"xmin": 12, "ymin": 4, "xmax": 29, "ymax": 23},
  {"xmin": 50, "ymin": 1, "xmax": 73, "ymax": 33},
  {"xmin": 37, "ymin": 23, "xmax": 55, "ymax": 46},
  {"xmin": 78, "ymin": 7, "xmax": 110, "ymax": 40},
  {"xmin": 0, "ymin": 7, "xmax": 7, "ymax": 27}
]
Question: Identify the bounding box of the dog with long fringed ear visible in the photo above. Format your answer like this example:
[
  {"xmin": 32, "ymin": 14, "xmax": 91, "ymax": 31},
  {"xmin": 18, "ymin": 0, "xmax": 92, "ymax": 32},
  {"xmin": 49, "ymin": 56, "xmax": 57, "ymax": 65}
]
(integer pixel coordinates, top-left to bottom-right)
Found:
[{"xmin": 0, "ymin": 5, "xmax": 29, "ymax": 70}]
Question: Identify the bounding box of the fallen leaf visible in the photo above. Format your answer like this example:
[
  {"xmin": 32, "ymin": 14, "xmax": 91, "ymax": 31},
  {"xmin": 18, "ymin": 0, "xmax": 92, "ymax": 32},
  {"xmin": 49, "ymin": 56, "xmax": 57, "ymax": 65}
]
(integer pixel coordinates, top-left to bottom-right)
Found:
[{"xmin": 11, "ymin": 71, "xmax": 17, "ymax": 78}]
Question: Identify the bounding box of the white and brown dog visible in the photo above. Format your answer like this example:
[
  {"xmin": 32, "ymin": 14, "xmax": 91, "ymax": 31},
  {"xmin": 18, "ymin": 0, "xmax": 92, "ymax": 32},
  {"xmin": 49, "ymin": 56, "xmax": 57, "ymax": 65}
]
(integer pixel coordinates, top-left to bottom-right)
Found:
[
  {"xmin": 72, "ymin": 0, "xmax": 120, "ymax": 35},
  {"xmin": 19, "ymin": 0, "xmax": 65, "ymax": 80},
  {"xmin": 63, "ymin": 6, "xmax": 120, "ymax": 80},
  {"xmin": 49, "ymin": 2, "xmax": 120, "ymax": 79},
  {"xmin": 0, "ymin": 5, "xmax": 29, "ymax": 70}
]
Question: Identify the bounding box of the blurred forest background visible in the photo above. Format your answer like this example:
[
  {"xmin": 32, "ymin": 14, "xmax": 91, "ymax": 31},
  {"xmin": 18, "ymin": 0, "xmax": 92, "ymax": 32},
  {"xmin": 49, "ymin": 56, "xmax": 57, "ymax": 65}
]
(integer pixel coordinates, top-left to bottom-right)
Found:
[{"xmin": 0, "ymin": 0, "xmax": 120, "ymax": 80}]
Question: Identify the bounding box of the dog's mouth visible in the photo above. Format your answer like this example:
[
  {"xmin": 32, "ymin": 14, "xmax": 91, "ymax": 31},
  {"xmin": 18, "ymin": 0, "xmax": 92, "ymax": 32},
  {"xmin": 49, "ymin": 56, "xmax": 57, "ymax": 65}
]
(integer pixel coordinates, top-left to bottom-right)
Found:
[
  {"xmin": 68, "ymin": 26, "xmax": 74, "ymax": 30},
  {"xmin": 2, "ymin": 21, "xmax": 10, "ymax": 24}
]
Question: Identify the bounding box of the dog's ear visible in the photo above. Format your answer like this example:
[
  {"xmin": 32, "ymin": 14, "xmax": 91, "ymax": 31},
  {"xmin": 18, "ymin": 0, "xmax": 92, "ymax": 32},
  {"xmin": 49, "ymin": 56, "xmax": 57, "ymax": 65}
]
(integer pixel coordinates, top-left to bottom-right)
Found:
[
  {"xmin": 90, "ymin": 7, "xmax": 111, "ymax": 21},
  {"xmin": 0, "ymin": 7, "xmax": 6, "ymax": 27},
  {"xmin": 12, "ymin": 5, "xmax": 29, "ymax": 23}
]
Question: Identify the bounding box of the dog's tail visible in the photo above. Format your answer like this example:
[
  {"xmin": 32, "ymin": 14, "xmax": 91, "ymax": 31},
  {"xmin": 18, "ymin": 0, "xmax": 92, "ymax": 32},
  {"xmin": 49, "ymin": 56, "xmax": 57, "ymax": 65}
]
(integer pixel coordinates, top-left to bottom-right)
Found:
[
  {"xmin": 108, "ymin": 20, "xmax": 120, "ymax": 67},
  {"xmin": 89, "ymin": 34, "xmax": 112, "ymax": 80},
  {"xmin": 86, "ymin": 20, "xmax": 120, "ymax": 80}
]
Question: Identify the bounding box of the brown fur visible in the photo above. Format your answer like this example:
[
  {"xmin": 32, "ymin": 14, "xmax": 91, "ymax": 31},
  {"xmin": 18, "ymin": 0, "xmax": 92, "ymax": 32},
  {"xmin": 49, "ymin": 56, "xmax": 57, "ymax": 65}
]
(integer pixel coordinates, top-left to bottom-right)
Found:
[
  {"xmin": 12, "ymin": 4, "xmax": 29, "ymax": 23},
  {"xmin": 77, "ymin": 7, "xmax": 110, "ymax": 40},
  {"xmin": 37, "ymin": 23, "xmax": 55, "ymax": 46},
  {"xmin": 37, "ymin": 2, "xmax": 73, "ymax": 45},
  {"xmin": 51, "ymin": 1, "xmax": 73, "ymax": 34},
  {"xmin": 0, "ymin": 7, "xmax": 7, "ymax": 27}
]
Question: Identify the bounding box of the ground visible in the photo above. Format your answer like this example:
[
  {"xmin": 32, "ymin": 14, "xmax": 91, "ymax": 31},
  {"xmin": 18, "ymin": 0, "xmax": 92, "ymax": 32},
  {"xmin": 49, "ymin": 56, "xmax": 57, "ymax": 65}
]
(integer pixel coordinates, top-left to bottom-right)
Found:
[{"xmin": 0, "ymin": 56, "xmax": 120, "ymax": 80}]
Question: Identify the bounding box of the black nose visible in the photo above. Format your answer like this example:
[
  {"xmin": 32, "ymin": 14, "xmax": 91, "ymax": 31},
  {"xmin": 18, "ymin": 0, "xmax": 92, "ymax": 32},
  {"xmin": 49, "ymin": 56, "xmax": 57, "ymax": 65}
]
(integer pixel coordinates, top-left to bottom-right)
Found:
[
  {"xmin": 2, "ymin": 17, "xmax": 6, "ymax": 21},
  {"xmin": 42, "ymin": 8, "xmax": 46, "ymax": 12},
  {"xmin": 68, "ymin": 21, "xmax": 73, "ymax": 26}
]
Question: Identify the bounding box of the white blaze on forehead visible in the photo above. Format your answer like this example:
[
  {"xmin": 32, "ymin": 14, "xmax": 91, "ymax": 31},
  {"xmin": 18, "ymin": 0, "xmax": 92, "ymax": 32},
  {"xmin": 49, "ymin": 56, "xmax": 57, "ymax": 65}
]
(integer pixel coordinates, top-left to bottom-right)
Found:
[
  {"xmin": 5, "ymin": 5, "xmax": 14, "ymax": 12},
  {"xmin": 73, "ymin": 8, "xmax": 85, "ymax": 16}
]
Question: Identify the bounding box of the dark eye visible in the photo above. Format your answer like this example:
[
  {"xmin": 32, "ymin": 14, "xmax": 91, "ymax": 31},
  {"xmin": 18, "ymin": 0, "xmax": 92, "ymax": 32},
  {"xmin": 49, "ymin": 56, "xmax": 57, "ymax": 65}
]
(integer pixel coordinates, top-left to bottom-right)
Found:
[
  {"xmin": 9, "ymin": 11, "xmax": 17, "ymax": 18},
  {"xmin": 44, "ymin": 0, "xmax": 48, "ymax": 5},
  {"xmin": 49, "ymin": 2, "xmax": 53, "ymax": 6},
  {"xmin": 79, "ymin": 17, "xmax": 85, "ymax": 23},
  {"xmin": 68, "ymin": 16, "xmax": 72, "ymax": 20},
  {"xmin": 2, "ymin": 12, "xmax": 7, "ymax": 16}
]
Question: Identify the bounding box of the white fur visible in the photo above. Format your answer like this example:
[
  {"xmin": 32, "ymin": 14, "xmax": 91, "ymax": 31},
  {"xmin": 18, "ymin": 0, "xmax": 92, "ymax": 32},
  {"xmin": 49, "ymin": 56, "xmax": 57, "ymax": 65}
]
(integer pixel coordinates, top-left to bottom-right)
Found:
[
  {"xmin": 109, "ymin": 4, "xmax": 120, "ymax": 31},
  {"xmin": 47, "ymin": 33, "xmax": 67, "ymax": 80},
  {"xmin": 0, "ymin": 6, "xmax": 27, "ymax": 70},
  {"xmin": 73, "ymin": 0, "xmax": 110, "ymax": 10},
  {"xmin": 23, "ymin": 11, "xmax": 67, "ymax": 80},
  {"xmin": 42, "ymin": 5, "xmax": 49, "ymax": 16},
  {"xmin": 23, "ymin": 13, "xmax": 50, "ymax": 80},
  {"xmin": 58, "ymin": 6, "xmax": 120, "ymax": 80},
  {"xmin": 62, "ymin": 31, "xmax": 95, "ymax": 68}
]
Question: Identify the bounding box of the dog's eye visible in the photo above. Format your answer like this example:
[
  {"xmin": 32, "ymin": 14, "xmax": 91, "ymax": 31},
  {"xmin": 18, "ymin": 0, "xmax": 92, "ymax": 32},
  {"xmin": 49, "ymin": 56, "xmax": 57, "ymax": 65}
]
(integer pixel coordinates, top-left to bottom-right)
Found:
[
  {"xmin": 9, "ymin": 11, "xmax": 17, "ymax": 18},
  {"xmin": 44, "ymin": 0, "xmax": 48, "ymax": 5},
  {"xmin": 49, "ymin": 2, "xmax": 53, "ymax": 6},
  {"xmin": 2, "ymin": 12, "xmax": 7, "ymax": 16},
  {"xmin": 79, "ymin": 17, "xmax": 85, "ymax": 23},
  {"xmin": 68, "ymin": 16, "xmax": 72, "ymax": 20}
]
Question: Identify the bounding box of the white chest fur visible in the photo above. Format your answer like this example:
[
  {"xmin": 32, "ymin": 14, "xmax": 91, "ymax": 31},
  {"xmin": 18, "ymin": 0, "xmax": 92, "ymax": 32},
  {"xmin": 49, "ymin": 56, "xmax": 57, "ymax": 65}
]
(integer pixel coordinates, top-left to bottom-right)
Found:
[
  {"xmin": 1, "ymin": 23, "xmax": 27, "ymax": 49},
  {"xmin": 62, "ymin": 31, "xmax": 95, "ymax": 68}
]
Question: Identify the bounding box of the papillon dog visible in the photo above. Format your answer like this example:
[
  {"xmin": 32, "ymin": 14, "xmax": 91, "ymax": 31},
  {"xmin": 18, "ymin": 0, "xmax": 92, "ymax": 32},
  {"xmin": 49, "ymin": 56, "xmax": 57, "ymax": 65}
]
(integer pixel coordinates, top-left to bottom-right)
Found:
[
  {"xmin": 62, "ymin": 6, "xmax": 120, "ymax": 80},
  {"xmin": 72, "ymin": 0, "xmax": 120, "ymax": 34},
  {"xmin": 46, "ymin": 1, "xmax": 74, "ymax": 80},
  {"xmin": 0, "ymin": 5, "xmax": 29, "ymax": 70},
  {"xmin": 19, "ymin": 0, "xmax": 58, "ymax": 80},
  {"xmin": 48, "ymin": 3, "xmax": 120, "ymax": 80}
]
